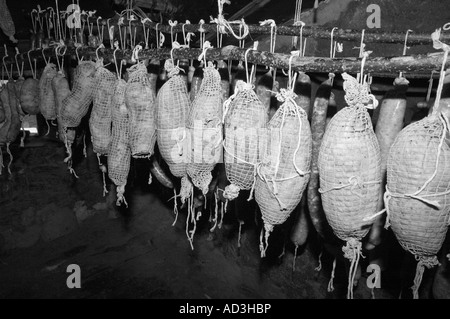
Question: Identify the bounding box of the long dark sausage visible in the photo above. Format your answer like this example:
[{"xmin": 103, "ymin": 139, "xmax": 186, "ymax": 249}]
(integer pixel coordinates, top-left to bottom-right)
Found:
[
  {"xmin": 306, "ymin": 75, "xmax": 335, "ymax": 241},
  {"xmin": 365, "ymin": 76, "xmax": 409, "ymax": 251}
]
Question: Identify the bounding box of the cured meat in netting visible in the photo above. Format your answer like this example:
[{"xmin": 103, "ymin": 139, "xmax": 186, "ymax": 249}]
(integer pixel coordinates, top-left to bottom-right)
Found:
[{"xmin": 125, "ymin": 62, "xmax": 157, "ymax": 159}]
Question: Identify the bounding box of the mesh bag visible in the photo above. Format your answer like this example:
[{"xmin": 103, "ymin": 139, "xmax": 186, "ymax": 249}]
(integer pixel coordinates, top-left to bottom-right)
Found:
[
  {"xmin": 223, "ymin": 80, "xmax": 268, "ymax": 200},
  {"xmin": 6, "ymin": 80, "xmax": 20, "ymax": 143},
  {"xmin": 39, "ymin": 63, "xmax": 57, "ymax": 120},
  {"xmin": 317, "ymin": 72, "xmax": 381, "ymax": 299},
  {"xmin": 108, "ymin": 79, "xmax": 131, "ymax": 206},
  {"xmin": 255, "ymin": 88, "xmax": 311, "ymax": 257},
  {"xmin": 156, "ymin": 60, "xmax": 190, "ymax": 178},
  {"xmin": 52, "ymin": 71, "xmax": 72, "ymax": 143},
  {"xmin": 89, "ymin": 62, "xmax": 116, "ymax": 155},
  {"xmin": 19, "ymin": 78, "xmax": 40, "ymax": 115},
  {"xmin": 0, "ymin": 85, "xmax": 11, "ymax": 146},
  {"xmin": 13, "ymin": 77, "xmax": 26, "ymax": 118},
  {"xmin": 125, "ymin": 62, "xmax": 157, "ymax": 158},
  {"xmin": 385, "ymin": 112, "xmax": 450, "ymax": 299},
  {"xmin": 61, "ymin": 60, "xmax": 97, "ymax": 128},
  {"xmin": 186, "ymin": 62, "xmax": 223, "ymax": 195}
]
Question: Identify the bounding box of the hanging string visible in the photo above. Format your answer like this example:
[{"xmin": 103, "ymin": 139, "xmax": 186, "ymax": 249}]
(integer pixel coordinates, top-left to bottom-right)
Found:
[
  {"xmin": 31, "ymin": 9, "xmax": 38, "ymax": 34},
  {"xmin": 342, "ymin": 238, "xmax": 364, "ymax": 299},
  {"xmin": 118, "ymin": 17, "xmax": 125, "ymax": 49},
  {"xmin": 427, "ymin": 70, "xmax": 437, "ymax": 103},
  {"xmin": 431, "ymin": 28, "xmax": 450, "ymax": 116},
  {"xmin": 314, "ymin": 249, "xmax": 323, "ymax": 272},
  {"xmin": 27, "ymin": 50, "xmax": 37, "ymax": 79},
  {"xmin": 97, "ymin": 16, "xmax": 105, "ymax": 45},
  {"xmin": 411, "ymin": 256, "xmax": 440, "ymax": 299},
  {"xmin": 128, "ymin": 15, "xmax": 137, "ymax": 49},
  {"xmin": 97, "ymin": 154, "xmax": 108, "ymax": 197},
  {"xmin": 6, "ymin": 143, "xmax": 13, "ymax": 175},
  {"xmin": 292, "ymin": 0, "xmax": 303, "ymax": 48},
  {"xmin": 327, "ymin": 258, "xmax": 337, "ymax": 292},
  {"xmin": 107, "ymin": 18, "xmax": 114, "ymax": 49},
  {"xmin": 211, "ymin": 0, "xmax": 249, "ymax": 41},
  {"xmin": 113, "ymin": 42, "xmax": 123, "ymax": 80},
  {"xmin": 169, "ymin": 20, "xmax": 178, "ymax": 44},
  {"xmin": 141, "ymin": 18, "xmax": 151, "ymax": 49}
]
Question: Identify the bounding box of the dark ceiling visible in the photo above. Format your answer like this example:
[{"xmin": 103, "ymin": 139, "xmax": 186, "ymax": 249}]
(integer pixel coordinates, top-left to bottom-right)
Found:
[{"xmin": 1, "ymin": 0, "xmax": 319, "ymax": 45}]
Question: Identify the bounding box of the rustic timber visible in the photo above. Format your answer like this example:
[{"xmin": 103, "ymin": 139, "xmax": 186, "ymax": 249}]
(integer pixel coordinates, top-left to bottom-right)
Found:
[
  {"xmin": 83, "ymin": 16, "xmax": 448, "ymax": 46},
  {"xmin": 1, "ymin": 45, "xmax": 449, "ymax": 79}
]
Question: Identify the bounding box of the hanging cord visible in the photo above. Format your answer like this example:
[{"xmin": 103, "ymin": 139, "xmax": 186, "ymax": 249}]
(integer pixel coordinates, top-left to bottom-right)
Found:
[
  {"xmin": 97, "ymin": 154, "xmax": 108, "ymax": 197},
  {"xmin": 141, "ymin": 18, "xmax": 151, "ymax": 49},
  {"xmin": 118, "ymin": 17, "xmax": 126, "ymax": 50},
  {"xmin": 186, "ymin": 191, "xmax": 196, "ymax": 250},
  {"xmin": 342, "ymin": 238, "xmax": 364, "ymax": 299},
  {"xmin": 327, "ymin": 258, "xmax": 337, "ymax": 292},
  {"xmin": 399, "ymin": 29, "xmax": 413, "ymax": 78},
  {"xmin": 75, "ymin": 45, "xmax": 83, "ymax": 63},
  {"xmin": 411, "ymin": 256, "xmax": 440, "ymax": 299},
  {"xmin": 97, "ymin": 16, "xmax": 105, "ymax": 46},
  {"xmin": 198, "ymin": 19, "xmax": 206, "ymax": 49},
  {"xmin": 292, "ymin": 0, "xmax": 303, "ymax": 48},
  {"xmin": 431, "ymin": 28, "xmax": 450, "ymax": 116},
  {"xmin": 330, "ymin": 27, "xmax": 338, "ymax": 58},
  {"xmin": 182, "ymin": 20, "xmax": 194, "ymax": 47},
  {"xmin": 259, "ymin": 19, "xmax": 278, "ymax": 90},
  {"xmin": 131, "ymin": 44, "xmax": 143, "ymax": 64},
  {"xmin": 107, "ymin": 18, "xmax": 114, "ymax": 49},
  {"xmin": 63, "ymin": 128, "xmax": 79, "ymax": 178},
  {"xmin": 31, "ymin": 9, "xmax": 38, "ymax": 35},
  {"xmin": 27, "ymin": 50, "xmax": 37, "ymax": 79},
  {"xmin": 169, "ymin": 20, "xmax": 178, "ymax": 44},
  {"xmin": 211, "ymin": 0, "xmax": 249, "ymax": 41},
  {"xmin": 198, "ymin": 41, "xmax": 213, "ymax": 66},
  {"xmin": 128, "ymin": 15, "xmax": 137, "ymax": 49},
  {"xmin": 113, "ymin": 42, "xmax": 124, "ymax": 80},
  {"xmin": 427, "ymin": 70, "xmax": 437, "ymax": 103},
  {"xmin": 6, "ymin": 143, "xmax": 12, "ymax": 175},
  {"xmin": 55, "ymin": 41, "xmax": 67, "ymax": 73},
  {"xmin": 116, "ymin": 184, "xmax": 128, "ymax": 207},
  {"xmin": 314, "ymin": 249, "xmax": 323, "ymax": 272}
]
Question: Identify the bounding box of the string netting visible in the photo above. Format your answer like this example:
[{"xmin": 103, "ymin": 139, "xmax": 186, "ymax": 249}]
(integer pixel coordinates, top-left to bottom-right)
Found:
[
  {"xmin": 19, "ymin": 78, "xmax": 40, "ymax": 115},
  {"xmin": 125, "ymin": 61, "xmax": 157, "ymax": 159},
  {"xmin": 52, "ymin": 72, "xmax": 71, "ymax": 143},
  {"xmin": 156, "ymin": 59, "xmax": 190, "ymax": 178},
  {"xmin": 317, "ymin": 72, "xmax": 381, "ymax": 299},
  {"xmin": 385, "ymin": 111, "xmax": 450, "ymax": 298},
  {"xmin": 6, "ymin": 80, "xmax": 21, "ymax": 144},
  {"xmin": 255, "ymin": 89, "xmax": 312, "ymax": 258},
  {"xmin": 13, "ymin": 77, "xmax": 25, "ymax": 118},
  {"xmin": 61, "ymin": 60, "xmax": 97, "ymax": 128},
  {"xmin": 108, "ymin": 78, "xmax": 131, "ymax": 207},
  {"xmin": 186, "ymin": 62, "xmax": 223, "ymax": 195},
  {"xmin": 0, "ymin": 85, "xmax": 12, "ymax": 146},
  {"xmin": 89, "ymin": 63, "xmax": 116, "ymax": 156},
  {"xmin": 39, "ymin": 63, "xmax": 57, "ymax": 120},
  {"xmin": 223, "ymin": 80, "xmax": 268, "ymax": 201}
]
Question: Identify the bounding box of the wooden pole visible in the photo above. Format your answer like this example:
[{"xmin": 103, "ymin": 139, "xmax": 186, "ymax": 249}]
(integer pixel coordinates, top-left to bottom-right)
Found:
[
  {"xmin": 84, "ymin": 16, "xmax": 447, "ymax": 46},
  {"xmin": 2, "ymin": 45, "xmax": 449, "ymax": 79}
]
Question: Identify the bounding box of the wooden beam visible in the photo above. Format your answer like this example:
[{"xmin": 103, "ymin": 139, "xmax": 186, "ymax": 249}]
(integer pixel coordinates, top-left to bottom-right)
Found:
[
  {"xmin": 2, "ymin": 45, "xmax": 448, "ymax": 79},
  {"xmin": 83, "ymin": 16, "xmax": 446, "ymax": 46}
]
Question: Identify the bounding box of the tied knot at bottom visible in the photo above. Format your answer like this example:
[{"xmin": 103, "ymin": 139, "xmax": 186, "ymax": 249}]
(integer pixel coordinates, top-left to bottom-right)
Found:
[
  {"xmin": 223, "ymin": 184, "xmax": 240, "ymax": 201},
  {"xmin": 412, "ymin": 255, "xmax": 440, "ymax": 299}
]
